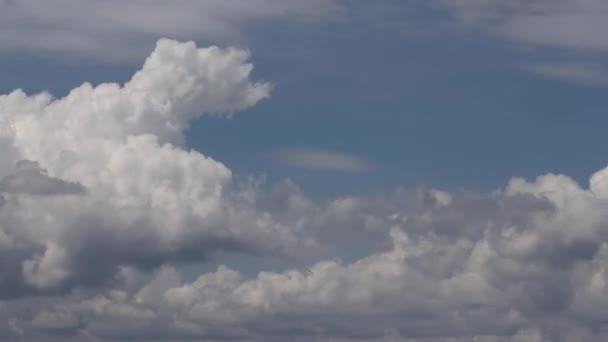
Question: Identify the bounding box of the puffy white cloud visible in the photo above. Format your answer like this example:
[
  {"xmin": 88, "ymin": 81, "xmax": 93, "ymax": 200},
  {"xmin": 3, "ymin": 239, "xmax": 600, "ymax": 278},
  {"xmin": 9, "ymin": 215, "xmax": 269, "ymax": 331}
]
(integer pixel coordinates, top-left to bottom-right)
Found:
[
  {"xmin": 590, "ymin": 167, "xmax": 608, "ymax": 199},
  {"xmin": 0, "ymin": 39, "xmax": 314, "ymax": 296},
  {"xmin": 3, "ymin": 34, "xmax": 608, "ymax": 341}
]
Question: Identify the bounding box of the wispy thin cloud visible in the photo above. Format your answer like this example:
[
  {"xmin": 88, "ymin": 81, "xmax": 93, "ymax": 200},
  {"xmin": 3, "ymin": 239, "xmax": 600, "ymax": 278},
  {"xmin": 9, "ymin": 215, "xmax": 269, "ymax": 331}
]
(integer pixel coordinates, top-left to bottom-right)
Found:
[
  {"xmin": 275, "ymin": 147, "xmax": 373, "ymax": 172},
  {"xmin": 0, "ymin": 0, "xmax": 343, "ymax": 61},
  {"xmin": 440, "ymin": 0, "xmax": 608, "ymax": 52},
  {"xmin": 528, "ymin": 62, "xmax": 608, "ymax": 86}
]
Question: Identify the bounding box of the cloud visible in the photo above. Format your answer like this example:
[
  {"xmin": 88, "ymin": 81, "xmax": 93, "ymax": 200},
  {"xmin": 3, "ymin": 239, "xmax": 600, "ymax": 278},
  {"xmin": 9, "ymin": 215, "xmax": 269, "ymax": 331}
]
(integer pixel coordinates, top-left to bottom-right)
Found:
[
  {"xmin": 5, "ymin": 167, "xmax": 608, "ymax": 340},
  {"xmin": 5, "ymin": 146, "xmax": 608, "ymax": 341},
  {"xmin": 275, "ymin": 147, "xmax": 373, "ymax": 172},
  {"xmin": 4, "ymin": 36, "xmax": 608, "ymax": 341},
  {"xmin": 527, "ymin": 62, "xmax": 608, "ymax": 85},
  {"xmin": 0, "ymin": 39, "xmax": 318, "ymax": 297},
  {"xmin": 0, "ymin": 160, "xmax": 86, "ymax": 196},
  {"xmin": 0, "ymin": 0, "xmax": 343, "ymax": 61},
  {"xmin": 440, "ymin": 0, "xmax": 608, "ymax": 51}
]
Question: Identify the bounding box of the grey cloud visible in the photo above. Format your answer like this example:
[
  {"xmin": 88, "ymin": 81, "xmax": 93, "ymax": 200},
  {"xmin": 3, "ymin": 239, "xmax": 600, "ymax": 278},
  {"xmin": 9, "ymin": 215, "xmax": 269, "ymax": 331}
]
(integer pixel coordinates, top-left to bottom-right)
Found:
[
  {"xmin": 261, "ymin": 180, "xmax": 555, "ymax": 250},
  {"xmin": 2, "ymin": 176, "xmax": 608, "ymax": 341},
  {"xmin": 0, "ymin": 160, "xmax": 86, "ymax": 196}
]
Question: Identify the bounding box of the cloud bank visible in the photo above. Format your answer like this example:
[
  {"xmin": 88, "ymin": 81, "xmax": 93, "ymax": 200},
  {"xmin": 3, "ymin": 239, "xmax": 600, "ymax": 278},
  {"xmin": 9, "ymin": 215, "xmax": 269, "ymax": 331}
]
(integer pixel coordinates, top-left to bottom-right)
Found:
[{"xmin": 3, "ymin": 39, "xmax": 608, "ymax": 341}]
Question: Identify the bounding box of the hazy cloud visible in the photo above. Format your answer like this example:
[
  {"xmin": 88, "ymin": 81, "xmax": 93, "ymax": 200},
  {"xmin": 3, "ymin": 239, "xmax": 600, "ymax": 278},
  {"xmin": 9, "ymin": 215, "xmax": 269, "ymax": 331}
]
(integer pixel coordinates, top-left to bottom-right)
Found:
[
  {"xmin": 440, "ymin": 0, "xmax": 608, "ymax": 51},
  {"xmin": 0, "ymin": 0, "xmax": 343, "ymax": 61},
  {"xmin": 527, "ymin": 62, "xmax": 608, "ymax": 85},
  {"xmin": 275, "ymin": 147, "xmax": 373, "ymax": 172}
]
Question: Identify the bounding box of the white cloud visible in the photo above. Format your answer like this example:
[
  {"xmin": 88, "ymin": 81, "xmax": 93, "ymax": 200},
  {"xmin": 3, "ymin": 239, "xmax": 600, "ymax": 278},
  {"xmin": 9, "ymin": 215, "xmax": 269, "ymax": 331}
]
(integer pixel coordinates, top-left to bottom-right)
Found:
[
  {"xmin": 0, "ymin": 39, "xmax": 317, "ymax": 295},
  {"xmin": 275, "ymin": 147, "xmax": 373, "ymax": 172},
  {"xmin": 527, "ymin": 62, "xmax": 608, "ymax": 85},
  {"xmin": 0, "ymin": 0, "xmax": 343, "ymax": 61},
  {"xmin": 3, "ymin": 34, "xmax": 608, "ymax": 340}
]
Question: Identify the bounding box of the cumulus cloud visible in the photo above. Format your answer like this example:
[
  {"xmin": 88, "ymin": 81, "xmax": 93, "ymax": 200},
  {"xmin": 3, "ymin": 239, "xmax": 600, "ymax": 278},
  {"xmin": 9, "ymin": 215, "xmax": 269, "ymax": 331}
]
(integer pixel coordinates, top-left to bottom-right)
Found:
[
  {"xmin": 0, "ymin": 39, "xmax": 318, "ymax": 298},
  {"xmin": 7, "ymin": 155, "xmax": 608, "ymax": 340},
  {"xmin": 275, "ymin": 147, "xmax": 374, "ymax": 172},
  {"xmin": 4, "ymin": 37, "xmax": 608, "ymax": 341},
  {"xmin": 0, "ymin": 0, "xmax": 343, "ymax": 61},
  {"xmin": 0, "ymin": 160, "xmax": 86, "ymax": 196},
  {"xmin": 5, "ymin": 166, "xmax": 608, "ymax": 340}
]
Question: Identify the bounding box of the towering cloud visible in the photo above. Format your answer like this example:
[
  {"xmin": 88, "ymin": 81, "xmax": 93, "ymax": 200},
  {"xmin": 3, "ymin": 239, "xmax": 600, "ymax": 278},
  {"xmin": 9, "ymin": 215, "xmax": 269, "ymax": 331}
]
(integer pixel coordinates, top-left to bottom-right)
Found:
[{"xmin": 0, "ymin": 39, "xmax": 312, "ymax": 297}]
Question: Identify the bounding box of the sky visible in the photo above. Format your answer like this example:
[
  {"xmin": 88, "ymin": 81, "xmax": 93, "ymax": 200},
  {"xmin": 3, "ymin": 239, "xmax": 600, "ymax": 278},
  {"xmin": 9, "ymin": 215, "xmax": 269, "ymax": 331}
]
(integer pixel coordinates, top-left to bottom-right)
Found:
[{"xmin": 1, "ymin": 0, "xmax": 608, "ymax": 341}]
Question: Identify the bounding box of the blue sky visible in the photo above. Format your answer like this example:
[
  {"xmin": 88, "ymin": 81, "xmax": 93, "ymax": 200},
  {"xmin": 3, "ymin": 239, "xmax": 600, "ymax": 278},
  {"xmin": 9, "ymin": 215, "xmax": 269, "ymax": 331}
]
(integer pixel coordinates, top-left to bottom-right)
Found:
[
  {"xmin": 2, "ymin": 1, "xmax": 607, "ymax": 198},
  {"xmin": 3, "ymin": 1, "xmax": 608, "ymax": 340}
]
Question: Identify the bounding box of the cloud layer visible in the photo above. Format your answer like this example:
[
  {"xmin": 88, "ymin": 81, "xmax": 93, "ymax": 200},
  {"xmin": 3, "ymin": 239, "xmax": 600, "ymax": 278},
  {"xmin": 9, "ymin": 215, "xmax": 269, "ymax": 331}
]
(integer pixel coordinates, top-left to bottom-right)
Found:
[
  {"xmin": 3, "ymin": 38, "xmax": 608, "ymax": 341},
  {"xmin": 5, "ymin": 170, "xmax": 608, "ymax": 340},
  {"xmin": 441, "ymin": 0, "xmax": 608, "ymax": 51},
  {"xmin": 437, "ymin": 0, "xmax": 608, "ymax": 85},
  {"xmin": 0, "ymin": 0, "xmax": 342, "ymax": 61}
]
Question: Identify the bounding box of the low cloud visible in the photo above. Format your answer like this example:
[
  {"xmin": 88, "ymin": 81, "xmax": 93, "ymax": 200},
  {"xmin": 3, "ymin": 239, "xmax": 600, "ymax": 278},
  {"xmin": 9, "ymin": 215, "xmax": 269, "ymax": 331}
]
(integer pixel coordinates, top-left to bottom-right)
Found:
[
  {"xmin": 5, "ymin": 169, "xmax": 608, "ymax": 340},
  {"xmin": 3, "ymin": 38, "xmax": 608, "ymax": 341},
  {"xmin": 275, "ymin": 147, "xmax": 373, "ymax": 172}
]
